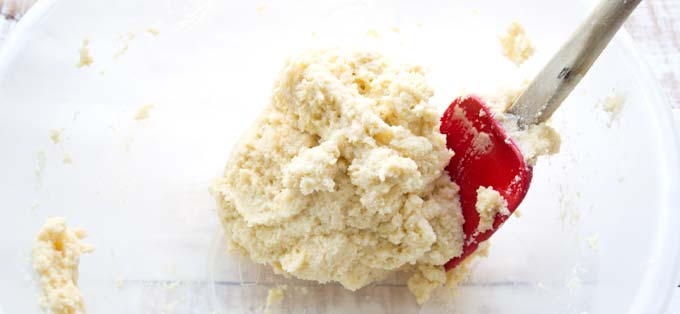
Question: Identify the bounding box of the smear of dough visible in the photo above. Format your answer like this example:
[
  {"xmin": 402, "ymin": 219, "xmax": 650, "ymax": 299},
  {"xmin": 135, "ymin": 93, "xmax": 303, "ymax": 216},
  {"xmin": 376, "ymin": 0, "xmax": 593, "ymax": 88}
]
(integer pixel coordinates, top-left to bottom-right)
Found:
[
  {"xmin": 264, "ymin": 285, "xmax": 287, "ymax": 314},
  {"xmin": 115, "ymin": 278, "xmax": 124, "ymax": 289},
  {"xmin": 213, "ymin": 49, "xmax": 464, "ymax": 305},
  {"xmin": 134, "ymin": 103, "xmax": 155, "ymax": 121},
  {"xmin": 76, "ymin": 38, "xmax": 93, "ymax": 68},
  {"xmin": 481, "ymin": 86, "xmax": 561, "ymax": 166},
  {"xmin": 366, "ymin": 29, "xmax": 382, "ymax": 39},
  {"xmin": 146, "ymin": 28, "xmax": 160, "ymax": 36},
  {"xmin": 113, "ymin": 32, "xmax": 135, "ymax": 59},
  {"xmin": 35, "ymin": 149, "xmax": 47, "ymax": 178},
  {"xmin": 32, "ymin": 217, "xmax": 94, "ymax": 314},
  {"xmin": 255, "ymin": 3, "xmax": 268, "ymax": 12},
  {"xmin": 499, "ymin": 21, "xmax": 535, "ymax": 66},
  {"xmin": 475, "ymin": 186, "xmax": 509, "ymax": 233},
  {"xmin": 63, "ymin": 153, "xmax": 73, "ymax": 165}
]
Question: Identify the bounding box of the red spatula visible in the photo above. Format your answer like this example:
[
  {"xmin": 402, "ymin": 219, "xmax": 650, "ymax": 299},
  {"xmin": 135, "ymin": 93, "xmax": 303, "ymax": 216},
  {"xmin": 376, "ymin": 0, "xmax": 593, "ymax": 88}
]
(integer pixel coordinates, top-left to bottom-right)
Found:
[{"xmin": 441, "ymin": 0, "xmax": 640, "ymax": 270}]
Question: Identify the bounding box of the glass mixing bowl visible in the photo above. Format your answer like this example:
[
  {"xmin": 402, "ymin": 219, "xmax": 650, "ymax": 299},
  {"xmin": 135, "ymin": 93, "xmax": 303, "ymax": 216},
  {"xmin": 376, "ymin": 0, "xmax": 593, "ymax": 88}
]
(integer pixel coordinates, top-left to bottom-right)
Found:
[{"xmin": 0, "ymin": 0, "xmax": 678, "ymax": 313}]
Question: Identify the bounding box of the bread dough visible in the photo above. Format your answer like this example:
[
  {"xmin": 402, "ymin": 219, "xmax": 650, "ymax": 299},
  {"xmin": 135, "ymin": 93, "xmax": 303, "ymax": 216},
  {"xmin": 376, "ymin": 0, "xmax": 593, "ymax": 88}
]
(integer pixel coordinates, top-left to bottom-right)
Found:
[
  {"xmin": 213, "ymin": 49, "xmax": 464, "ymax": 304},
  {"xmin": 32, "ymin": 217, "xmax": 94, "ymax": 314},
  {"xmin": 499, "ymin": 21, "xmax": 535, "ymax": 66}
]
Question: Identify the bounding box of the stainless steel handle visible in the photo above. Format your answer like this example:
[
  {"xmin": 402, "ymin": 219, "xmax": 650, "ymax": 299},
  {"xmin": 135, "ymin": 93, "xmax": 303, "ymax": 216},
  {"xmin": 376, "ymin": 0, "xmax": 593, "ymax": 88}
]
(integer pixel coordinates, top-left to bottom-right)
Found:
[{"xmin": 508, "ymin": 0, "xmax": 641, "ymax": 129}]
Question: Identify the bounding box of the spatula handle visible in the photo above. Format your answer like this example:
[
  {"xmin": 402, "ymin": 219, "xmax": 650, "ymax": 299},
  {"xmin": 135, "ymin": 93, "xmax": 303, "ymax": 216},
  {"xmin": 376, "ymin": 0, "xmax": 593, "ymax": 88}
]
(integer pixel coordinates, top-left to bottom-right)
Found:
[{"xmin": 508, "ymin": 0, "xmax": 641, "ymax": 129}]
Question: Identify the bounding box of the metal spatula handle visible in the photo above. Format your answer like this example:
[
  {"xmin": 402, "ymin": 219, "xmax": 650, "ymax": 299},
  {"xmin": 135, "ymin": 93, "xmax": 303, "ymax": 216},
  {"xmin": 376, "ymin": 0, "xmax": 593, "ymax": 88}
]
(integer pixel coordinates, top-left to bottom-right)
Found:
[{"xmin": 508, "ymin": 0, "xmax": 641, "ymax": 129}]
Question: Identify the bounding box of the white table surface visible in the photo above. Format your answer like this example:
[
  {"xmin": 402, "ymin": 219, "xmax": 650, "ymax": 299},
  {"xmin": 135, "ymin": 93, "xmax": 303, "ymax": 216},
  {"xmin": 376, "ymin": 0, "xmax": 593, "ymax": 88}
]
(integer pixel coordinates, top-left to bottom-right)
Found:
[{"xmin": 2, "ymin": 0, "xmax": 679, "ymax": 312}]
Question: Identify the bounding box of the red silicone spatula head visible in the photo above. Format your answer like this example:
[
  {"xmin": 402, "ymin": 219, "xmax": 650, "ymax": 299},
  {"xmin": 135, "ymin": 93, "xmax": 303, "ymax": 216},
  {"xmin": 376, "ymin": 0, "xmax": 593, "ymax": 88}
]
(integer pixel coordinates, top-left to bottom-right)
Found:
[{"xmin": 440, "ymin": 95, "xmax": 532, "ymax": 271}]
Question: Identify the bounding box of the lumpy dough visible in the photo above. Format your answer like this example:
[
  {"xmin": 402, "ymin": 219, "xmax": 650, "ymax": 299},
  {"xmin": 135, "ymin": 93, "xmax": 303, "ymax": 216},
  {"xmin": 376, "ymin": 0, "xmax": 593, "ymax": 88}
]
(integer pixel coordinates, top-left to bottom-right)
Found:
[
  {"xmin": 32, "ymin": 217, "xmax": 94, "ymax": 314},
  {"xmin": 475, "ymin": 186, "xmax": 509, "ymax": 233},
  {"xmin": 213, "ymin": 49, "xmax": 465, "ymax": 303}
]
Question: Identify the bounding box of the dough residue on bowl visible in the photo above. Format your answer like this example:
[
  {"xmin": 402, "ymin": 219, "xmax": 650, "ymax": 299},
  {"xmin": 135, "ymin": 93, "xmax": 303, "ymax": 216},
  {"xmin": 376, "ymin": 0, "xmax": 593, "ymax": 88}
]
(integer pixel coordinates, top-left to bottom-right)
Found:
[
  {"xmin": 32, "ymin": 217, "xmax": 94, "ymax": 314},
  {"xmin": 135, "ymin": 103, "xmax": 155, "ymax": 121},
  {"xmin": 264, "ymin": 284, "xmax": 287, "ymax": 314},
  {"xmin": 213, "ymin": 49, "xmax": 465, "ymax": 304},
  {"xmin": 599, "ymin": 93, "xmax": 626, "ymax": 126},
  {"xmin": 76, "ymin": 38, "xmax": 93, "ymax": 68},
  {"xmin": 49, "ymin": 128, "xmax": 65, "ymax": 144}
]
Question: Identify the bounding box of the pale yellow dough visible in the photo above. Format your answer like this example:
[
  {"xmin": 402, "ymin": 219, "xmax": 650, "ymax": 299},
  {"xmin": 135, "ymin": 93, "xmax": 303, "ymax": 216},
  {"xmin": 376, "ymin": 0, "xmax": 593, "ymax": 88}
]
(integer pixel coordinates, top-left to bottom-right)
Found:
[
  {"xmin": 599, "ymin": 93, "xmax": 626, "ymax": 126},
  {"xmin": 475, "ymin": 186, "xmax": 509, "ymax": 233},
  {"xmin": 481, "ymin": 87, "xmax": 561, "ymax": 166},
  {"xmin": 76, "ymin": 38, "xmax": 93, "ymax": 68},
  {"xmin": 264, "ymin": 285, "xmax": 287, "ymax": 314},
  {"xmin": 213, "ymin": 49, "xmax": 464, "ymax": 304},
  {"xmin": 49, "ymin": 128, "xmax": 64, "ymax": 144},
  {"xmin": 32, "ymin": 217, "xmax": 94, "ymax": 314},
  {"xmin": 499, "ymin": 21, "xmax": 535, "ymax": 66},
  {"xmin": 134, "ymin": 103, "xmax": 155, "ymax": 121}
]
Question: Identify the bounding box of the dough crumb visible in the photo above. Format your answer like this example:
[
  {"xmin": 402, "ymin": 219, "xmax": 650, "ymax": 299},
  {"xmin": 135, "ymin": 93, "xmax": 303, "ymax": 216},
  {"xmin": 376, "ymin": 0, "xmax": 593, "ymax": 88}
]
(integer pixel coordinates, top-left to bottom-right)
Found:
[
  {"xmin": 264, "ymin": 285, "xmax": 287, "ymax": 314},
  {"xmin": 134, "ymin": 103, "xmax": 155, "ymax": 121},
  {"xmin": 146, "ymin": 28, "xmax": 160, "ymax": 36},
  {"xmin": 599, "ymin": 93, "xmax": 625, "ymax": 126},
  {"xmin": 390, "ymin": 26, "xmax": 401, "ymax": 34},
  {"xmin": 586, "ymin": 234, "xmax": 600, "ymax": 251},
  {"xmin": 63, "ymin": 153, "xmax": 73, "ymax": 165},
  {"xmin": 513, "ymin": 209, "xmax": 522, "ymax": 218},
  {"xmin": 32, "ymin": 217, "xmax": 94, "ymax": 314},
  {"xmin": 559, "ymin": 207, "xmax": 581, "ymax": 224},
  {"xmin": 475, "ymin": 186, "xmax": 509, "ymax": 233},
  {"xmin": 255, "ymin": 3, "xmax": 268, "ymax": 12},
  {"xmin": 366, "ymin": 29, "xmax": 382, "ymax": 39},
  {"xmin": 499, "ymin": 21, "xmax": 535, "ymax": 66},
  {"xmin": 50, "ymin": 128, "xmax": 65, "ymax": 144},
  {"xmin": 565, "ymin": 275, "xmax": 581, "ymax": 291},
  {"xmin": 76, "ymin": 38, "xmax": 93, "ymax": 68},
  {"xmin": 115, "ymin": 277, "xmax": 124, "ymax": 289}
]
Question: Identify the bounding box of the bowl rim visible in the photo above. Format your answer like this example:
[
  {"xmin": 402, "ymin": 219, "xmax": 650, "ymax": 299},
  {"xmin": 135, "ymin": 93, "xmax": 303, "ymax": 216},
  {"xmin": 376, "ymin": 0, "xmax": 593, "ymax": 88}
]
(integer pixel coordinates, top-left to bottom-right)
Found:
[{"xmin": 0, "ymin": 0, "xmax": 678, "ymax": 313}]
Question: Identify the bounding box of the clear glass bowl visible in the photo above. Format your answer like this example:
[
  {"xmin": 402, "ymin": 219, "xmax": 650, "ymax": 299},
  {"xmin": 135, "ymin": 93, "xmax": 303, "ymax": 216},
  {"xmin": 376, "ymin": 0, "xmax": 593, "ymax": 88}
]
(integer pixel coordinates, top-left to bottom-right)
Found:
[{"xmin": 0, "ymin": 0, "xmax": 678, "ymax": 313}]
